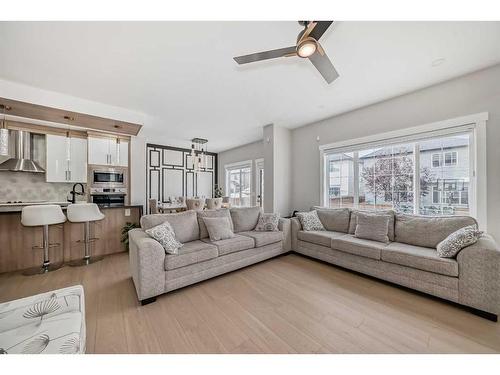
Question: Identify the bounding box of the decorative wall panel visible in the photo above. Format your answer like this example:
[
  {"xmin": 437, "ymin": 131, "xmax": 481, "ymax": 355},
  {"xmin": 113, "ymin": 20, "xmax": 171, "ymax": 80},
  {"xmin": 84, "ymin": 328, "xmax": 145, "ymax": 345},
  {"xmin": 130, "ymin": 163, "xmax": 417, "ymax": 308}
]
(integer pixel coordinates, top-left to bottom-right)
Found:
[{"xmin": 146, "ymin": 144, "xmax": 217, "ymax": 213}]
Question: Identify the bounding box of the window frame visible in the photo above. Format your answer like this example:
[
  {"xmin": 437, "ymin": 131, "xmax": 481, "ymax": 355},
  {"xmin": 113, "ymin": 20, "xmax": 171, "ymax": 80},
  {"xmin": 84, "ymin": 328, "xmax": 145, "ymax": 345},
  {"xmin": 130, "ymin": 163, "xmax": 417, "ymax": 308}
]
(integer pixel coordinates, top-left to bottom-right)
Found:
[{"xmin": 319, "ymin": 112, "xmax": 488, "ymax": 230}]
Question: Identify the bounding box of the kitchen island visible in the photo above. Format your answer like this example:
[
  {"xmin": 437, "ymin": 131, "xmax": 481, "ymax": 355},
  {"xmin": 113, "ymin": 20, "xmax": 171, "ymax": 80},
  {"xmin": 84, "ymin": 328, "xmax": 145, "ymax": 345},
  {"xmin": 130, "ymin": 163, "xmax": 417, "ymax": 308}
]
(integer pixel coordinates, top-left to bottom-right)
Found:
[{"xmin": 0, "ymin": 204, "xmax": 142, "ymax": 274}]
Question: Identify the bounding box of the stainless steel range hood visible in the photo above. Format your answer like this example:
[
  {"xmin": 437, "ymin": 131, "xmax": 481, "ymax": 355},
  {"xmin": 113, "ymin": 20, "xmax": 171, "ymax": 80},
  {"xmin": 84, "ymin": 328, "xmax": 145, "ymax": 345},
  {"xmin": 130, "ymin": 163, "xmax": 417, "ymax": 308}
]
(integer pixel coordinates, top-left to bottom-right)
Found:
[{"xmin": 0, "ymin": 130, "xmax": 45, "ymax": 173}]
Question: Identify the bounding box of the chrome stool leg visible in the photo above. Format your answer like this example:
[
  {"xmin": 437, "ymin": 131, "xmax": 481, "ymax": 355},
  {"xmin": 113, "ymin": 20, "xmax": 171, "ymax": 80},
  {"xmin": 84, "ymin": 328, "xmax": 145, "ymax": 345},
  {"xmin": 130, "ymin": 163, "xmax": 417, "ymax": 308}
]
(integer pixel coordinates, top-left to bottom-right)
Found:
[
  {"xmin": 69, "ymin": 221, "xmax": 104, "ymax": 266},
  {"xmin": 23, "ymin": 224, "xmax": 63, "ymax": 275}
]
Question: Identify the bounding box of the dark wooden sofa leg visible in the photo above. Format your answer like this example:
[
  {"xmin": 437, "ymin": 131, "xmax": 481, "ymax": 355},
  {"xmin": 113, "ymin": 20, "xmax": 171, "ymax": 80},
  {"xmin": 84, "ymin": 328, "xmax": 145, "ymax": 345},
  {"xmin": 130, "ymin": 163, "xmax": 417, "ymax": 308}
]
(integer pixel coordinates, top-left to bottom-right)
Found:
[
  {"xmin": 468, "ymin": 307, "xmax": 497, "ymax": 322},
  {"xmin": 140, "ymin": 297, "xmax": 157, "ymax": 306}
]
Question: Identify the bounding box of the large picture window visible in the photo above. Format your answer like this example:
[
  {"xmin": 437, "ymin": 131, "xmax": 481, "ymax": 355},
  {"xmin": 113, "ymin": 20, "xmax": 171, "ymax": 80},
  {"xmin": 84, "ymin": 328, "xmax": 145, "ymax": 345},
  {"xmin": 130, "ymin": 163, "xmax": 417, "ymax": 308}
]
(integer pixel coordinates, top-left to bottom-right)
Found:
[
  {"xmin": 323, "ymin": 129, "xmax": 475, "ymax": 218},
  {"xmin": 225, "ymin": 162, "xmax": 252, "ymax": 207}
]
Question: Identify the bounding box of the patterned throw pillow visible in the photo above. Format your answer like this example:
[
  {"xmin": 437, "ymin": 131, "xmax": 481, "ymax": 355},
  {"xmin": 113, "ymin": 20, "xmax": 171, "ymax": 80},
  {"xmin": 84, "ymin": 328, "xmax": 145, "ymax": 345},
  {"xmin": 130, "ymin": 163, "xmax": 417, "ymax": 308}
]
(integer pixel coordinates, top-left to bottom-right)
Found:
[
  {"xmin": 145, "ymin": 221, "xmax": 183, "ymax": 254},
  {"xmin": 255, "ymin": 212, "xmax": 280, "ymax": 232},
  {"xmin": 296, "ymin": 210, "xmax": 325, "ymax": 231},
  {"xmin": 437, "ymin": 225, "xmax": 483, "ymax": 258}
]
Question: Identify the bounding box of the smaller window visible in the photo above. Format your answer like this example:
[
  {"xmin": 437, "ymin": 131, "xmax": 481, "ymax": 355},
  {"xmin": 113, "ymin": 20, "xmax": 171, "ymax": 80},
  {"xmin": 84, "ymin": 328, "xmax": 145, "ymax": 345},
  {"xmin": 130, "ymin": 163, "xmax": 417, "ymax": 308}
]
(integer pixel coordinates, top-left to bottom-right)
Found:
[
  {"xmin": 432, "ymin": 153, "xmax": 442, "ymax": 168},
  {"xmin": 444, "ymin": 151, "xmax": 457, "ymax": 166}
]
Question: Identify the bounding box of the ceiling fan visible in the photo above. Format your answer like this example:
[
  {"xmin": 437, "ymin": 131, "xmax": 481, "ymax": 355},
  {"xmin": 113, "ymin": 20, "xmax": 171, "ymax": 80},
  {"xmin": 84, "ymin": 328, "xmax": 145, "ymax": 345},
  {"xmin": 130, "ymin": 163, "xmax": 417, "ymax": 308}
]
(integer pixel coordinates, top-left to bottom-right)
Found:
[{"xmin": 233, "ymin": 21, "xmax": 339, "ymax": 84}]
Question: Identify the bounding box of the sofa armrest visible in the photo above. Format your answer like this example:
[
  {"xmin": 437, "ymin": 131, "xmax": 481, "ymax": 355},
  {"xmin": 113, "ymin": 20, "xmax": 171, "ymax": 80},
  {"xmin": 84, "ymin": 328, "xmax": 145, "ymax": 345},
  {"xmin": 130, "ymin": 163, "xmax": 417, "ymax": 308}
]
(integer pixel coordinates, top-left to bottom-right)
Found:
[
  {"xmin": 279, "ymin": 218, "xmax": 291, "ymax": 251},
  {"xmin": 457, "ymin": 234, "xmax": 500, "ymax": 314},
  {"xmin": 128, "ymin": 228, "xmax": 166, "ymax": 301},
  {"xmin": 290, "ymin": 217, "xmax": 302, "ymax": 251}
]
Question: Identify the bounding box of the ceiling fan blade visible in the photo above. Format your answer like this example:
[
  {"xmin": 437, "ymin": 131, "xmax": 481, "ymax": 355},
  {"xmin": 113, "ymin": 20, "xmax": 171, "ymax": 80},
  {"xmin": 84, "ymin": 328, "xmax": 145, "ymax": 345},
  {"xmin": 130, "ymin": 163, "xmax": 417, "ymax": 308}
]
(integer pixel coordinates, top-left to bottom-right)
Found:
[
  {"xmin": 234, "ymin": 46, "xmax": 297, "ymax": 64},
  {"xmin": 309, "ymin": 21, "xmax": 333, "ymax": 41},
  {"xmin": 308, "ymin": 47, "xmax": 339, "ymax": 84}
]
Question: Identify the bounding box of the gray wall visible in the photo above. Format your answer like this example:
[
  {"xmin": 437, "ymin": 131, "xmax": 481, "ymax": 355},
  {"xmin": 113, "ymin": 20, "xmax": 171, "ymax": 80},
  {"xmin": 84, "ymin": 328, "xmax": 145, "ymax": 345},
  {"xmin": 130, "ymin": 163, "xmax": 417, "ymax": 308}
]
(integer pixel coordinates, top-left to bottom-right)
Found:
[
  {"xmin": 218, "ymin": 140, "xmax": 263, "ymax": 205},
  {"xmin": 291, "ymin": 63, "xmax": 500, "ymax": 240},
  {"xmin": 273, "ymin": 125, "xmax": 292, "ymax": 216}
]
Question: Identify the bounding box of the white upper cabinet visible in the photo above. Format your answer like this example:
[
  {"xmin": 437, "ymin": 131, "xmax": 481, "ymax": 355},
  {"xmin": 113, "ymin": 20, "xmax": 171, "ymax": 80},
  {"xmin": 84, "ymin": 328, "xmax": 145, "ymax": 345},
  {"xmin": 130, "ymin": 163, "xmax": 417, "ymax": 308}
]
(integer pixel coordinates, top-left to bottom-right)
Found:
[
  {"xmin": 88, "ymin": 137, "xmax": 111, "ymax": 165},
  {"xmin": 117, "ymin": 140, "xmax": 129, "ymax": 167},
  {"xmin": 88, "ymin": 137, "xmax": 128, "ymax": 167},
  {"xmin": 46, "ymin": 134, "xmax": 87, "ymax": 183}
]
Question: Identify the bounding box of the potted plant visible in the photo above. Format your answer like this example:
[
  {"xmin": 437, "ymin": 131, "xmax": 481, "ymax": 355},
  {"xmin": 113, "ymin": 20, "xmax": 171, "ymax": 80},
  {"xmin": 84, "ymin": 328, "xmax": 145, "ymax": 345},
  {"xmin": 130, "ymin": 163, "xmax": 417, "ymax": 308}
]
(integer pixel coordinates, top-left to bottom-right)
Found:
[{"xmin": 121, "ymin": 222, "xmax": 140, "ymax": 251}]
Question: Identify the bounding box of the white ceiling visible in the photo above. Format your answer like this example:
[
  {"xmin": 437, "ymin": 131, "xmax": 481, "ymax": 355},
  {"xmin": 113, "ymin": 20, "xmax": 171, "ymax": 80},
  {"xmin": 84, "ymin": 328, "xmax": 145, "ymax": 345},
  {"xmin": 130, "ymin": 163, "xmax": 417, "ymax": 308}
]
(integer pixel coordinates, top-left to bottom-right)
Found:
[{"xmin": 1, "ymin": 21, "xmax": 499, "ymax": 152}]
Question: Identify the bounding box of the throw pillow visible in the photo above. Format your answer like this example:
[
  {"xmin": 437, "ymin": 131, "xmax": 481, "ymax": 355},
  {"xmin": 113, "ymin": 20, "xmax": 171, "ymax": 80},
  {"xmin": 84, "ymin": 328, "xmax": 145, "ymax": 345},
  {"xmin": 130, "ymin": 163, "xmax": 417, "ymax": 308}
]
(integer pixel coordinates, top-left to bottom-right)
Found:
[
  {"xmin": 354, "ymin": 212, "xmax": 391, "ymax": 243},
  {"xmin": 437, "ymin": 225, "xmax": 483, "ymax": 258},
  {"xmin": 202, "ymin": 216, "xmax": 235, "ymax": 241},
  {"xmin": 255, "ymin": 212, "xmax": 280, "ymax": 232},
  {"xmin": 296, "ymin": 210, "xmax": 325, "ymax": 231},
  {"xmin": 145, "ymin": 221, "xmax": 183, "ymax": 254}
]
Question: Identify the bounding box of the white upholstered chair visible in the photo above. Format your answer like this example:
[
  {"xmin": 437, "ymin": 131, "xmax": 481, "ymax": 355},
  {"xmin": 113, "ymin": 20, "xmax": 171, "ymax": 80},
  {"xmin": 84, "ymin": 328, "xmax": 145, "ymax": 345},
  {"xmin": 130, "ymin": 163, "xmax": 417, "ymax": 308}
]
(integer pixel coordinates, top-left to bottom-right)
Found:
[
  {"xmin": 186, "ymin": 198, "xmax": 206, "ymax": 211},
  {"xmin": 206, "ymin": 198, "xmax": 223, "ymax": 209}
]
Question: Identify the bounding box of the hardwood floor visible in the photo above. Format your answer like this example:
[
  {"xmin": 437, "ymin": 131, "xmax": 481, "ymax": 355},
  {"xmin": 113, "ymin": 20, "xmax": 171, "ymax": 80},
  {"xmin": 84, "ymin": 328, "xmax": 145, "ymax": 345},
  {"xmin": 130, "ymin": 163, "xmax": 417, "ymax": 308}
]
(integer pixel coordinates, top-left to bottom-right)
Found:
[{"xmin": 1, "ymin": 252, "xmax": 499, "ymax": 353}]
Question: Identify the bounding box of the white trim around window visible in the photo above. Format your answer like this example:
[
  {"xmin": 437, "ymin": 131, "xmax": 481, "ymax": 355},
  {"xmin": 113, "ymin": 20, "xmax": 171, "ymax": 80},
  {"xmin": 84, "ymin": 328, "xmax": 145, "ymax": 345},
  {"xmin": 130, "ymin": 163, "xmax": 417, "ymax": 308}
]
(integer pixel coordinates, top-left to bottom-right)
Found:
[{"xmin": 319, "ymin": 112, "xmax": 488, "ymax": 230}]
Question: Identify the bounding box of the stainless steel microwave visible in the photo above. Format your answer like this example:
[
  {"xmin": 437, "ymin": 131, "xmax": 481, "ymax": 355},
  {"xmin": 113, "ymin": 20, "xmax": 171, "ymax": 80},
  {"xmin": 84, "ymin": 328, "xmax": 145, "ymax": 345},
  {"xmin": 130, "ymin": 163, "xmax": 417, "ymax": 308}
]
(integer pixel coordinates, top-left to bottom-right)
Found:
[{"xmin": 89, "ymin": 165, "xmax": 127, "ymax": 188}]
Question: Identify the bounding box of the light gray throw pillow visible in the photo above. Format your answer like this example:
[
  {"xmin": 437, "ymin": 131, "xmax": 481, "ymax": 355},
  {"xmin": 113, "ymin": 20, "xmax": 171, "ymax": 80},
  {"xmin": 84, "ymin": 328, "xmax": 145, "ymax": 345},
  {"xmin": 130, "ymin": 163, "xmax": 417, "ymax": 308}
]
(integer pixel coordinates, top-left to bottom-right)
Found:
[
  {"xmin": 437, "ymin": 225, "xmax": 483, "ymax": 258},
  {"xmin": 202, "ymin": 216, "xmax": 235, "ymax": 241},
  {"xmin": 145, "ymin": 221, "xmax": 183, "ymax": 254},
  {"xmin": 296, "ymin": 210, "xmax": 325, "ymax": 231},
  {"xmin": 354, "ymin": 212, "xmax": 391, "ymax": 243},
  {"xmin": 255, "ymin": 212, "xmax": 280, "ymax": 232}
]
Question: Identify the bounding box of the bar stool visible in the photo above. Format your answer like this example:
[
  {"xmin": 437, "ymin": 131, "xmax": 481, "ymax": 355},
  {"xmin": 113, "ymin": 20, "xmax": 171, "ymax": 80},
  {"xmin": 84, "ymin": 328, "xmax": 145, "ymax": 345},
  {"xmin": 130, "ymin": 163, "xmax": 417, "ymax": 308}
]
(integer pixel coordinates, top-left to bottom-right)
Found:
[
  {"xmin": 67, "ymin": 203, "xmax": 105, "ymax": 266},
  {"xmin": 21, "ymin": 205, "xmax": 66, "ymax": 275}
]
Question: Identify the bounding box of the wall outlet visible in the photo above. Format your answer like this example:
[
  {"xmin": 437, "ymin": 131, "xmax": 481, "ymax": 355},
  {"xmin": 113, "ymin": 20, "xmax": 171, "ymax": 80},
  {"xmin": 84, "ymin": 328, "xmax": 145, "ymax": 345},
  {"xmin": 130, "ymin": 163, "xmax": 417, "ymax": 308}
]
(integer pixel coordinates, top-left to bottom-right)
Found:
[{"xmin": 125, "ymin": 208, "xmax": 131, "ymax": 217}]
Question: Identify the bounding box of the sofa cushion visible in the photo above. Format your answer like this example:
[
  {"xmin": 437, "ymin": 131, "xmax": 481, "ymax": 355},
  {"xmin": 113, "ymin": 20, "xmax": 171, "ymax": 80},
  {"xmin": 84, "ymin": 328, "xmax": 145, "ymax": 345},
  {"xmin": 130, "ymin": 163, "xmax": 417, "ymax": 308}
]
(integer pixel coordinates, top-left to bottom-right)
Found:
[
  {"xmin": 230, "ymin": 206, "xmax": 262, "ymax": 232},
  {"xmin": 197, "ymin": 209, "xmax": 233, "ymax": 239},
  {"xmin": 141, "ymin": 211, "xmax": 199, "ymax": 243},
  {"xmin": 394, "ymin": 214, "xmax": 477, "ymax": 249},
  {"xmin": 354, "ymin": 212, "xmax": 391, "ymax": 243},
  {"xmin": 349, "ymin": 209, "xmax": 395, "ymax": 241},
  {"xmin": 312, "ymin": 207, "xmax": 351, "ymax": 233},
  {"xmin": 202, "ymin": 216, "xmax": 235, "ymax": 241},
  {"xmin": 297, "ymin": 230, "xmax": 346, "ymax": 247},
  {"xmin": 382, "ymin": 242, "xmax": 459, "ymax": 277},
  {"xmin": 164, "ymin": 240, "xmax": 218, "ymax": 270},
  {"xmin": 201, "ymin": 234, "xmax": 255, "ymax": 255},
  {"xmin": 331, "ymin": 235, "xmax": 388, "ymax": 260},
  {"xmin": 238, "ymin": 230, "xmax": 283, "ymax": 247}
]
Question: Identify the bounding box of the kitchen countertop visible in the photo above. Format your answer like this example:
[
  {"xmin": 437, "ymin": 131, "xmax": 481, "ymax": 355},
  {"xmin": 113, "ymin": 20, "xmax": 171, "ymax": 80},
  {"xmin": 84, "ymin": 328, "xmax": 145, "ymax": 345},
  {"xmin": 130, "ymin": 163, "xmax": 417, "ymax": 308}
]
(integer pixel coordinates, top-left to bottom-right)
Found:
[{"xmin": 0, "ymin": 201, "xmax": 143, "ymax": 213}]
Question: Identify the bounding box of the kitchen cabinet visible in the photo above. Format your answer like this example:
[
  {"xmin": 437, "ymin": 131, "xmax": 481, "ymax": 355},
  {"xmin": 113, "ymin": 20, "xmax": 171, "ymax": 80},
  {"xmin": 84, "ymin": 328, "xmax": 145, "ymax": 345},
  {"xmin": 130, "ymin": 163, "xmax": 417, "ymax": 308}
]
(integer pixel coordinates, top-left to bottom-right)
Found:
[
  {"xmin": 88, "ymin": 136, "xmax": 128, "ymax": 167},
  {"xmin": 46, "ymin": 134, "xmax": 87, "ymax": 183}
]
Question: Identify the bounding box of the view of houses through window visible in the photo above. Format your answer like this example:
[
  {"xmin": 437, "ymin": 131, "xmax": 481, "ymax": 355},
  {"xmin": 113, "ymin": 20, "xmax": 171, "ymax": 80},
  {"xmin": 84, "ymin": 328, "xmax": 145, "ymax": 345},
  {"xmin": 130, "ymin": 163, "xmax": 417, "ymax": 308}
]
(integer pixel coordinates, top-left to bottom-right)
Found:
[{"xmin": 325, "ymin": 132, "xmax": 471, "ymax": 216}]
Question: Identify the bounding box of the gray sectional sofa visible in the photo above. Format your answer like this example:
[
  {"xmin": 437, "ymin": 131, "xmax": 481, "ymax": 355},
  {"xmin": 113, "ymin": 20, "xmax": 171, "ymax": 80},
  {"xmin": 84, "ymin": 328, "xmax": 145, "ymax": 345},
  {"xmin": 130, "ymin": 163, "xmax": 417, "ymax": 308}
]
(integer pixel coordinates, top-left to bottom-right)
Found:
[
  {"xmin": 129, "ymin": 204, "xmax": 499, "ymax": 320},
  {"xmin": 129, "ymin": 207, "xmax": 290, "ymax": 305},
  {"xmin": 291, "ymin": 207, "xmax": 500, "ymax": 320}
]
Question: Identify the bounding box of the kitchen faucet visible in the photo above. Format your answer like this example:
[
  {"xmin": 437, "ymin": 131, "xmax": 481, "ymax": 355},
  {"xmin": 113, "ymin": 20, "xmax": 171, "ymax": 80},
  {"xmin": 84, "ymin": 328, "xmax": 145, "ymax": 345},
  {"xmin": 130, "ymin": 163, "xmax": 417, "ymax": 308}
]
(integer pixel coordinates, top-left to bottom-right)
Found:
[{"xmin": 68, "ymin": 183, "xmax": 85, "ymax": 204}]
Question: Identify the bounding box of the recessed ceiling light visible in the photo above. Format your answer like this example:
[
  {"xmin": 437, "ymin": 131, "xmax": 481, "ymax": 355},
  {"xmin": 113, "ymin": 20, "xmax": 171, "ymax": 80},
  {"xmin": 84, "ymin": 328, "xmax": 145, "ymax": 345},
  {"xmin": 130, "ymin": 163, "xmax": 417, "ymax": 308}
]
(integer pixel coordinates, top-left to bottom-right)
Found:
[{"xmin": 431, "ymin": 58, "xmax": 446, "ymax": 67}]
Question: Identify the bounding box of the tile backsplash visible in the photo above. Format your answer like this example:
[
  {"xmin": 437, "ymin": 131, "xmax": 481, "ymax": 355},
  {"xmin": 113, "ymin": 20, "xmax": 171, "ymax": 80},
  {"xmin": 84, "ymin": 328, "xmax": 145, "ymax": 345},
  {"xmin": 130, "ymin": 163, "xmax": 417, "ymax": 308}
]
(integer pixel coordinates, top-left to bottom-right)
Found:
[
  {"xmin": 0, "ymin": 171, "xmax": 87, "ymax": 202},
  {"xmin": 0, "ymin": 135, "xmax": 87, "ymax": 203}
]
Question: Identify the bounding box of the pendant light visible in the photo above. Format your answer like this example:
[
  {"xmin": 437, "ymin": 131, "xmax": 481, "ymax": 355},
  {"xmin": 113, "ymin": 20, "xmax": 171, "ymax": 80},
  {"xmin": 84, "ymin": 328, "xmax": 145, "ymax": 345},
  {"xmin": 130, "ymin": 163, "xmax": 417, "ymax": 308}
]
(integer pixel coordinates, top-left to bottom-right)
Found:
[
  {"xmin": 0, "ymin": 104, "xmax": 10, "ymax": 157},
  {"xmin": 189, "ymin": 138, "xmax": 208, "ymax": 174}
]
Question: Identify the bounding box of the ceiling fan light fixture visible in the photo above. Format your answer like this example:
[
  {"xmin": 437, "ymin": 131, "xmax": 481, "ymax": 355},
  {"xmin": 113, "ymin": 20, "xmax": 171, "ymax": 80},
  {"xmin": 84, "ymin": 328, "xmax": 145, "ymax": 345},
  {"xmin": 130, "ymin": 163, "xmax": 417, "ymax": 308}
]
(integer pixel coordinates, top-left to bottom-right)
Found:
[{"xmin": 297, "ymin": 38, "xmax": 317, "ymax": 58}]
